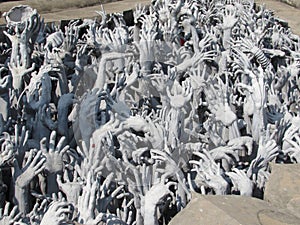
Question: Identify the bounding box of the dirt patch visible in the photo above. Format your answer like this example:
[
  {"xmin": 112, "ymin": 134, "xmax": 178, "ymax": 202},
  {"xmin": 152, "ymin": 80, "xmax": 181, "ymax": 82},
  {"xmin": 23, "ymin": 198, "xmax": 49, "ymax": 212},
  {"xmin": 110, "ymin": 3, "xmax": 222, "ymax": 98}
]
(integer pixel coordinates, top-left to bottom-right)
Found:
[
  {"xmin": 0, "ymin": 0, "xmax": 299, "ymax": 36},
  {"xmin": 0, "ymin": 0, "xmax": 117, "ymax": 13},
  {"xmin": 0, "ymin": 0, "xmax": 150, "ymax": 24}
]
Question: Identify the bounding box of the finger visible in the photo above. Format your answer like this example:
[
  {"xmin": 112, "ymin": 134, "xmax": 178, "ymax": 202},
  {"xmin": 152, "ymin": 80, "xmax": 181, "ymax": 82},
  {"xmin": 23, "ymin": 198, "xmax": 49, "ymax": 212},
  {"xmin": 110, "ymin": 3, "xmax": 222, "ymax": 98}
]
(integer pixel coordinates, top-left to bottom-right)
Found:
[
  {"xmin": 111, "ymin": 185, "xmax": 124, "ymax": 198},
  {"xmin": 9, "ymin": 205, "xmax": 18, "ymax": 218},
  {"xmin": 49, "ymin": 131, "xmax": 56, "ymax": 153},
  {"xmin": 57, "ymin": 174, "xmax": 63, "ymax": 188},
  {"xmin": 189, "ymin": 160, "xmax": 202, "ymax": 166},
  {"xmin": 40, "ymin": 138, "xmax": 48, "ymax": 153},
  {"xmin": 14, "ymin": 125, "xmax": 19, "ymax": 146},
  {"xmin": 226, "ymin": 171, "xmax": 239, "ymax": 181},
  {"xmin": 60, "ymin": 145, "xmax": 69, "ymax": 156},
  {"xmin": 63, "ymin": 169, "xmax": 71, "ymax": 183},
  {"xmin": 150, "ymin": 149, "xmax": 167, "ymax": 157},
  {"xmin": 88, "ymin": 184, "xmax": 98, "ymax": 210},
  {"xmin": 193, "ymin": 152, "xmax": 209, "ymax": 162},
  {"xmin": 55, "ymin": 208, "xmax": 72, "ymax": 217},
  {"xmin": 56, "ymin": 136, "xmax": 66, "ymax": 152},
  {"xmin": 4, "ymin": 202, "xmax": 10, "ymax": 216},
  {"xmin": 51, "ymin": 201, "xmax": 68, "ymax": 211},
  {"xmin": 31, "ymin": 150, "xmax": 42, "ymax": 166},
  {"xmin": 22, "ymin": 130, "xmax": 29, "ymax": 147},
  {"xmin": 34, "ymin": 164, "xmax": 45, "ymax": 175},
  {"xmin": 40, "ymin": 199, "xmax": 48, "ymax": 211},
  {"xmin": 58, "ymin": 192, "xmax": 65, "ymax": 202},
  {"xmin": 152, "ymin": 155, "xmax": 165, "ymax": 161},
  {"xmin": 73, "ymin": 169, "xmax": 78, "ymax": 182},
  {"xmin": 83, "ymin": 189, "xmax": 91, "ymax": 209},
  {"xmin": 76, "ymin": 146, "xmax": 86, "ymax": 158},
  {"xmin": 13, "ymin": 211, "xmax": 22, "ymax": 222},
  {"xmin": 3, "ymin": 31, "xmax": 12, "ymax": 39},
  {"xmin": 94, "ymin": 213, "xmax": 105, "ymax": 224}
]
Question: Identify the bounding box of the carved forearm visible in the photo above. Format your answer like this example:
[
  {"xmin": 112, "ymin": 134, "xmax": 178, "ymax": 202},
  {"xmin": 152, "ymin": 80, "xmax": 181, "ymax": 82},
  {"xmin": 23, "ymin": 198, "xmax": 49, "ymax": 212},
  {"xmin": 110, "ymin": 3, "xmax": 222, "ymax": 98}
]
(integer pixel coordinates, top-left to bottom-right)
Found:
[
  {"xmin": 19, "ymin": 42, "xmax": 30, "ymax": 67},
  {"xmin": 222, "ymin": 28, "xmax": 231, "ymax": 50},
  {"xmin": 228, "ymin": 120, "xmax": 241, "ymax": 140},
  {"xmin": 252, "ymin": 108, "xmax": 267, "ymax": 142},
  {"xmin": 144, "ymin": 203, "xmax": 159, "ymax": 225},
  {"xmin": 46, "ymin": 173, "xmax": 60, "ymax": 195},
  {"xmin": 14, "ymin": 184, "xmax": 30, "ymax": 214}
]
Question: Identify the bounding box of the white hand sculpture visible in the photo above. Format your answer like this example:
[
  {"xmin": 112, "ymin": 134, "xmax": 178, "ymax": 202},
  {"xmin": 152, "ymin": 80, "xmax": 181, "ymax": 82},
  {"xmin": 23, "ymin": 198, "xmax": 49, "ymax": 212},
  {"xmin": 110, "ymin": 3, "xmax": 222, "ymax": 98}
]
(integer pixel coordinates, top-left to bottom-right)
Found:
[
  {"xmin": 56, "ymin": 169, "xmax": 83, "ymax": 205},
  {"xmin": 13, "ymin": 150, "xmax": 45, "ymax": 189},
  {"xmin": 77, "ymin": 172, "xmax": 103, "ymax": 225},
  {"xmin": 283, "ymin": 134, "xmax": 300, "ymax": 163},
  {"xmin": 13, "ymin": 149, "xmax": 46, "ymax": 214},
  {"xmin": 247, "ymin": 137, "xmax": 278, "ymax": 177},
  {"xmin": 226, "ymin": 168, "xmax": 253, "ymax": 196},
  {"xmin": 166, "ymin": 80, "xmax": 192, "ymax": 109},
  {"xmin": 40, "ymin": 199, "xmax": 72, "ymax": 225},
  {"xmin": 40, "ymin": 131, "xmax": 69, "ymax": 175},
  {"xmin": 0, "ymin": 140, "xmax": 14, "ymax": 166},
  {"xmin": 0, "ymin": 202, "xmax": 22, "ymax": 225},
  {"xmin": 190, "ymin": 150, "xmax": 229, "ymax": 195}
]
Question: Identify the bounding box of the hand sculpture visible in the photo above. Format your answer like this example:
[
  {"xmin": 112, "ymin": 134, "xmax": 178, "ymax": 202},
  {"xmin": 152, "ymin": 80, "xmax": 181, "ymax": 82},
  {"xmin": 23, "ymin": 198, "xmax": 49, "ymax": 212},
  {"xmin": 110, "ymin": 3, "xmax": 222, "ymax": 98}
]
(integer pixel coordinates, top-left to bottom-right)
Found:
[
  {"xmin": 233, "ymin": 49, "xmax": 267, "ymax": 141},
  {"xmin": 27, "ymin": 199, "xmax": 48, "ymax": 225},
  {"xmin": 24, "ymin": 65, "xmax": 52, "ymax": 111},
  {"xmin": 8, "ymin": 60, "xmax": 35, "ymax": 94},
  {"xmin": 77, "ymin": 89, "xmax": 104, "ymax": 145},
  {"xmin": 283, "ymin": 133, "xmax": 300, "ymax": 163},
  {"xmin": 0, "ymin": 139, "xmax": 14, "ymax": 166},
  {"xmin": 0, "ymin": 75, "xmax": 11, "ymax": 121},
  {"xmin": 136, "ymin": 15, "xmax": 157, "ymax": 74},
  {"xmin": 56, "ymin": 169, "xmax": 83, "ymax": 205},
  {"xmin": 166, "ymin": 80, "xmax": 192, "ymax": 109},
  {"xmin": 4, "ymin": 6, "xmax": 40, "ymax": 93},
  {"xmin": 0, "ymin": 202, "xmax": 21, "ymax": 225},
  {"xmin": 0, "ymin": 1, "xmax": 299, "ymax": 224},
  {"xmin": 221, "ymin": 5, "xmax": 238, "ymax": 49},
  {"xmin": 13, "ymin": 149, "xmax": 45, "ymax": 214},
  {"xmin": 77, "ymin": 172, "xmax": 103, "ymax": 225},
  {"xmin": 62, "ymin": 21, "xmax": 79, "ymax": 54},
  {"xmin": 205, "ymin": 78, "xmax": 237, "ymax": 127},
  {"xmin": 40, "ymin": 198, "xmax": 72, "ymax": 225},
  {"xmin": 40, "ymin": 131, "xmax": 69, "ymax": 194},
  {"xmin": 190, "ymin": 150, "xmax": 229, "ymax": 195},
  {"xmin": 144, "ymin": 181, "xmax": 176, "ymax": 225},
  {"xmin": 247, "ymin": 136, "xmax": 278, "ymax": 178},
  {"xmin": 209, "ymin": 145, "xmax": 239, "ymax": 166},
  {"xmin": 226, "ymin": 168, "xmax": 253, "ymax": 196}
]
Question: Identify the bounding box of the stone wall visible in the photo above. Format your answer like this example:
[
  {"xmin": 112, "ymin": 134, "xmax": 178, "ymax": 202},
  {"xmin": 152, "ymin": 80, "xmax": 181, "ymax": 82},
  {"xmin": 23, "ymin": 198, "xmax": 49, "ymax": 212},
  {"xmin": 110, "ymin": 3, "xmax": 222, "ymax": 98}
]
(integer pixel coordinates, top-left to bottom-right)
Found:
[{"xmin": 170, "ymin": 164, "xmax": 300, "ymax": 225}]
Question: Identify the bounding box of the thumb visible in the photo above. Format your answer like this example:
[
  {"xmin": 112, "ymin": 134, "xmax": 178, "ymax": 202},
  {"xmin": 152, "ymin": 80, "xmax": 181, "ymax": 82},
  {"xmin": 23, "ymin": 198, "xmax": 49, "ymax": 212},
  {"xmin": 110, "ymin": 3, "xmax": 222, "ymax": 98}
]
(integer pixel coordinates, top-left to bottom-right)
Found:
[
  {"xmin": 94, "ymin": 213, "xmax": 105, "ymax": 224},
  {"xmin": 3, "ymin": 31, "xmax": 12, "ymax": 40},
  {"xmin": 56, "ymin": 174, "xmax": 63, "ymax": 189},
  {"xmin": 13, "ymin": 158, "xmax": 21, "ymax": 174}
]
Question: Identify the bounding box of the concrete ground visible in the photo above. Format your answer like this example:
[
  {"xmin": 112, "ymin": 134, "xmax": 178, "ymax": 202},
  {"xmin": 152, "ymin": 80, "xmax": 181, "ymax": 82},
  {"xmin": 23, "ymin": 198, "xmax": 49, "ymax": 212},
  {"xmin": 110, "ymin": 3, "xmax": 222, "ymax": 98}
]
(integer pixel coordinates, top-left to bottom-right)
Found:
[
  {"xmin": 0, "ymin": 0, "xmax": 299, "ymax": 35},
  {"xmin": 256, "ymin": 0, "xmax": 300, "ymax": 35}
]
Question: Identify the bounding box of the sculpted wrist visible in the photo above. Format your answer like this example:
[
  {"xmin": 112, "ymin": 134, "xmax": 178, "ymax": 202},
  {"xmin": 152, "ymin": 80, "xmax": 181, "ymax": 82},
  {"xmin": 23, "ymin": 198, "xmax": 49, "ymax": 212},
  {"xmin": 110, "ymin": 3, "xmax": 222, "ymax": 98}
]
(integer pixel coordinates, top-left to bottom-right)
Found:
[{"xmin": 15, "ymin": 178, "xmax": 28, "ymax": 190}]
